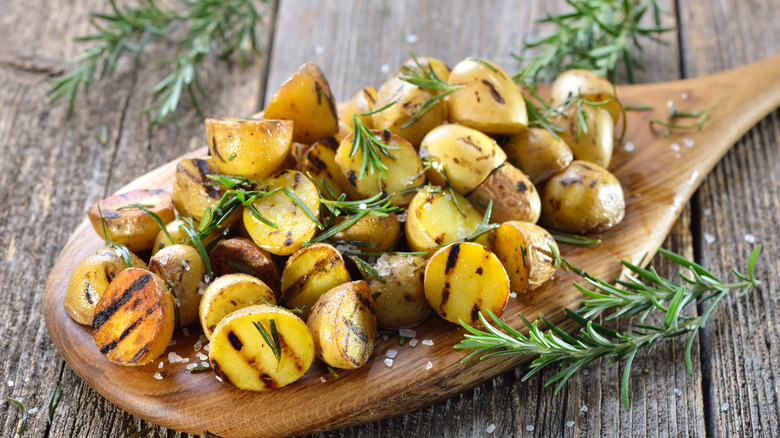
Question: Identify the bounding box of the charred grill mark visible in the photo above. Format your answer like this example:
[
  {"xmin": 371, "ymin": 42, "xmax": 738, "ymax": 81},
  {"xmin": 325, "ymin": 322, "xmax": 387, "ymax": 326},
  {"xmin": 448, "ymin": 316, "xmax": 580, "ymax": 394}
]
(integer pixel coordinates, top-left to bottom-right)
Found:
[
  {"xmin": 314, "ymin": 81, "xmax": 323, "ymax": 105},
  {"xmin": 476, "ymin": 267, "xmax": 483, "ymax": 275},
  {"xmin": 99, "ymin": 315, "xmax": 143, "ymax": 354},
  {"xmin": 308, "ymin": 151, "xmax": 326, "ymax": 170},
  {"xmin": 404, "ymin": 293, "xmax": 415, "ymax": 303},
  {"xmin": 278, "ymin": 333, "xmax": 305, "ymax": 373},
  {"xmin": 460, "ymin": 137, "xmax": 482, "ymax": 151},
  {"xmin": 470, "ymin": 304, "xmax": 481, "ymax": 323},
  {"xmin": 284, "ymin": 257, "xmax": 331, "ymax": 300},
  {"xmin": 128, "ymin": 343, "xmax": 150, "ymax": 363},
  {"xmin": 228, "ymin": 331, "xmax": 243, "ymax": 351},
  {"xmin": 211, "ymin": 360, "xmax": 234, "ymax": 386},
  {"xmin": 130, "ymin": 297, "xmax": 142, "ymax": 311},
  {"xmin": 441, "ymin": 282, "xmax": 451, "ymax": 307},
  {"xmin": 434, "ymin": 233, "xmax": 445, "ymax": 245},
  {"xmin": 99, "ymin": 340, "xmax": 119, "ymax": 355},
  {"xmin": 93, "ymin": 273, "xmax": 152, "ymax": 330},
  {"xmin": 357, "ymin": 292, "xmax": 375, "ymax": 312},
  {"xmin": 481, "ymin": 80, "xmax": 505, "ymax": 104},
  {"xmin": 259, "ymin": 372, "xmax": 279, "ymax": 390},
  {"xmin": 342, "ymin": 317, "xmax": 369, "ymax": 343},
  {"xmin": 346, "ymin": 169, "xmax": 358, "ymax": 187},
  {"xmin": 362, "ymin": 89, "xmax": 376, "ymax": 105},
  {"xmin": 194, "ymin": 159, "xmax": 222, "ymax": 199},
  {"xmin": 321, "ymin": 136, "xmax": 339, "ymax": 151},
  {"xmin": 445, "ymin": 243, "xmax": 460, "ymax": 274},
  {"xmin": 84, "ymin": 281, "xmax": 94, "ymax": 305},
  {"xmin": 284, "ymin": 237, "xmax": 294, "ymax": 247},
  {"xmin": 516, "ymin": 181, "xmax": 528, "ymax": 193},
  {"xmin": 104, "ymin": 266, "xmax": 116, "ymax": 285},
  {"xmin": 210, "ymin": 135, "xmax": 224, "ymax": 161},
  {"xmin": 382, "ymin": 130, "xmax": 392, "ymax": 143}
]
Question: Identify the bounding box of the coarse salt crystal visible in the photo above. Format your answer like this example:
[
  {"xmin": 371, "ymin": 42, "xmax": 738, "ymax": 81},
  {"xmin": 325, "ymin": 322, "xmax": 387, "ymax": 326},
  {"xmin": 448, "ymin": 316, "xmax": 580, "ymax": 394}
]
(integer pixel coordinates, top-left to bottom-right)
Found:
[
  {"xmin": 158, "ymin": 362, "xmax": 164, "ymax": 369},
  {"xmin": 580, "ymin": 405, "xmax": 588, "ymax": 413},
  {"xmin": 153, "ymin": 373, "xmax": 163, "ymax": 380},
  {"xmin": 359, "ymin": 203, "xmax": 367, "ymax": 210},
  {"xmin": 422, "ymin": 339, "xmax": 434, "ymax": 346},
  {"xmin": 186, "ymin": 363, "xmax": 197, "ymax": 370},
  {"xmin": 168, "ymin": 339, "xmax": 177, "ymax": 347},
  {"xmin": 684, "ymin": 138, "xmax": 694, "ymax": 147},
  {"xmin": 409, "ymin": 338, "xmax": 419, "ymax": 347},
  {"xmin": 384, "ymin": 358, "xmax": 394, "ymax": 367},
  {"xmin": 193, "ymin": 341, "xmax": 202, "ymax": 352},
  {"xmin": 405, "ymin": 34, "xmax": 419, "ymax": 44},
  {"xmin": 682, "ymin": 92, "xmax": 689, "ymax": 100},
  {"xmin": 721, "ymin": 403, "xmax": 729, "ymax": 411},
  {"xmin": 168, "ymin": 352, "xmax": 183, "ymax": 363},
  {"xmin": 396, "ymin": 212, "xmax": 407, "ymax": 222},
  {"xmin": 28, "ymin": 407, "xmax": 38, "ymax": 415},
  {"xmin": 745, "ymin": 234, "xmax": 756, "ymax": 244},
  {"xmin": 386, "ymin": 349, "xmax": 398, "ymax": 359},
  {"xmin": 201, "ymin": 361, "xmax": 209, "ymax": 368},
  {"xmin": 566, "ymin": 421, "xmax": 575, "ymax": 428},
  {"xmin": 314, "ymin": 45, "xmax": 324, "ymax": 55},
  {"xmin": 704, "ymin": 208, "xmax": 712, "ymax": 216},
  {"xmin": 667, "ymin": 100, "xmax": 674, "ymax": 108},
  {"xmin": 382, "ymin": 335, "xmax": 389, "ymax": 341},
  {"xmin": 181, "ymin": 358, "xmax": 189, "ymax": 363},
  {"xmin": 509, "ymin": 292, "xmax": 517, "ymax": 298},
  {"xmin": 7, "ymin": 380, "xmax": 13, "ymax": 386},
  {"xmin": 624, "ymin": 141, "xmax": 635, "ymax": 152},
  {"xmin": 526, "ymin": 425, "xmax": 535, "ymax": 431},
  {"xmin": 399, "ymin": 328, "xmax": 416, "ymax": 338},
  {"xmin": 216, "ymin": 376, "xmax": 223, "ymax": 382},
  {"xmin": 486, "ymin": 423, "xmax": 496, "ymax": 434},
  {"xmin": 380, "ymin": 64, "xmax": 390, "ymax": 74},
  {"xmin": 197, "ymin": 353, "xmax": 208, "ymax": 361},
  {"xmin": 204, "ymin": 344, "xmax": 210, "ymax": 352},
  {"xmin": 426, "ymin": 361, "xmax": 433, "ymax": 370},
  {"xmin": 182, "ymin": 327, "xmax": 190, "ymax": 337},
  {"xmin": 704, "ymin": 233, "xmax": 716, "ymax": 245},
  {"xmin": 674, "ymin": 388, "xmax": 682, "ymax": 395},
  {"xmin": 182, "ymin": 260, "xmax": 190, "ymax": 271},
  {"xmin": 670, "ymin": 143, "xmax": 680, "ymax": 152},
  {"xmin": 23, "ymin": 377, "xmax": 29, "ymax": 383},
  {"xmin": 582, "ymin": 369, "xmax": 589, "ymax": 376},
  {"xmin": 158, "ymin": 255, "xmax": 168, "ymax": 265}
]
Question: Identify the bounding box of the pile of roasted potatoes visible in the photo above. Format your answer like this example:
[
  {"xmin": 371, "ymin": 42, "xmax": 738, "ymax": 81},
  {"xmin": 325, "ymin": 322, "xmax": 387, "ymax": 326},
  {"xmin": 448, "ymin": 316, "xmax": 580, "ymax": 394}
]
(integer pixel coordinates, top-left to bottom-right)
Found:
[{"xmin": 63, "ymin": 56, "xmax": 626, "ymax": 391}]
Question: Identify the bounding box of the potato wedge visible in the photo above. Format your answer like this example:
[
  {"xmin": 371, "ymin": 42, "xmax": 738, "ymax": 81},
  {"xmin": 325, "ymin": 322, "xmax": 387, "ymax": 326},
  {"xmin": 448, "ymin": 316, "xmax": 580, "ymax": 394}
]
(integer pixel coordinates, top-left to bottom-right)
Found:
[
  {"xmin": 172, "ymin": 158, "xmax": 242, "ymax": 225},
  {"xmin": 424, "ymin": 242, "xmax": 509, "ymax": 325},
  {"xmin": 206, "ymin": 118, "xmax": 294, "ymax": 181},
  {"xmin": 328, "ymin": 213, "xmax": 401, "ymax": 253},
  {"xmin": 281, "ymin": 243, "xmax": 351, "ymax": 319},
  {"xmin": 541, "ymin": 160, "xmax": 625, "ymax": 234},
  {"xmin": 307, "ymin": 281, "xmax": 377, "ymax": 369},
  {"xmin": 148, "ymin": 244, "xmax": 206, "ymax": 327},
  {"xmin": 295, "ymin": 136, "xmax": 348, "ymax": 200},
  {"xmin": 263, "ymin": 62, "xmax": 339, "ymax": 144},
  {"xmin": 209, "ymin": 304, "xmax": 314, "ymax": 391},
  {"xmin": 404, "ymin": 186, "xmax": 486, "ymax": 254},
  {"xmin": 63, "ymin": 247, "xmax": 146, "ymax": 326},
  {"xmin": 372, "ymin": 76, "xmax": 448, "ymax": 147},
  {"xmin": 199, "ymin": 273, "xmax": 276, "ymax": 340},
  {"xmin": 243, "ymin": 170, "xmax": 321, "ymax": 256},
  {"xmin": 209, "ymin": 237, "xmax": 281, "ymax": 297},
  {"xmin": 92, "ymin": 268, "xmax": 175, "ymax": 366},
  {"xmin": 491, "ymin": 221, "xmax": 558, "ymax": 293},
  {"xmin": 466, "ymin": 162, "xmax": 541, "ymax": 224},
  {"xmin": 341, "ymin": 86, "xmax": 378, "ymax": 129},
  {"xmin": 87, "ymin": 189, "xmax": 175, "ymax": 252},
  {"xmin": 504, "ymin": 127, "xmax": 574, "ymax": 185},
  {"xmin": 420, "ymin": 124, "xmax": 507, "ymax": 194},
  {"xmin": 336, "ymin": 130, "xmax": 425, "ymax": 205},
  {"xmin": 446, "ymin": 58, "xmax": 528, "ymax": 134},
  {"xmin": 367, "ymin": 255, "xmax": 431, "ymax": 330}
]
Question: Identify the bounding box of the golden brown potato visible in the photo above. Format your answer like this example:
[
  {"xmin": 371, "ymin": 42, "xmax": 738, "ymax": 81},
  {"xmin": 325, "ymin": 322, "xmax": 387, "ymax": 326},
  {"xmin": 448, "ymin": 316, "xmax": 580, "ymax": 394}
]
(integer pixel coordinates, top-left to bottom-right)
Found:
[
  {"xmin": 404, "ymin": 185, "xmax": 487, "ymax": 254},
  {"xmin": 446, "ymin": 58, "xmax": 528, "ymax": 134},
  {"xmin": 148, "ymin": 244, "xmax": 206, "ymax": 327},
  {"xmin": 243, "ymin": 170, "xmax": 321, "ymax": 256},
  {"xmin": 504, "ymin": 127, "xmax": 574, "ymax": 185},
  {"xmin": 328, "ymin": 213, "xmax": 401, "ymax": 253},
  {"xmin": 280, "ymin": 243, "xmax": 351, "ymax": 319},
  {"xmin": 372, "ymin": 76, "xmax": 448, "ymax": 147},
  {"xmin": 553, "ymin": 104, "xmax": 614, "ymax": 169},
  {"xmin": 466, "ymin": 162, "xmax": 541, "ymax": 224},
  {"xmin": 336, "ymin": 130, "xmax": 425, "ymax": 206},
  {"xmin": 206, "ymin": 118, "xmax": 294, "ymax": 181},
  {"xmin": 366, "ymin": 255, "xmax": 430, "ymax": 330},
  {"xmin": 209, "ymin": 237, "xmax": 281, "ymax": 297},
  {"xmin": 341, "ymin": 87, "xmax": 378, "ymax": 129},
  {"xmin": 172, "ymin": 158, "xmax": 242, "ymax": 225},
  {"xmin": 420, "ymin": 124, "xmax": 507, "ymax": 194},
  {"xmin": 263, "ymin": 62, "xmax": 339, "ymax": 144},
  {"xmin": 87, "ymin": 189, "xmax": 175, "ymax": 253},
  {"xmin": 199, "ymin": 273, "xmax": 276, "ymax": 340},
  {"xmin": 63, "ymin": 247, "xmax": 146, "ymax": 326},
  {"xmin": 424, "ymin": 242, "xmax": 510, "ymax": 325},
  {"xmin": 551, "ymin": 69, "xmax": 620, "ymax": 124},
  {"xmin": 209, "ymin": 304, "xmax": 314, "ymax": 391},
  {"xmin": 307, "ymin": 281, "xmax": 377, "ymax": 369},
  {"xmin": 295, "ymin": 136, "xmax": 348, "ymax": 200},
  {"xmin": 92, "ymin": 268, "xmax": 175, "ymax": 366},
  {"xmin": 397, "ymin": 56, "xmax": 450, "ymax": 82},
  {"xmin": 491, "ymin": 221, "xmax": 558, "ymax": 293},
  {"xmin": 541, "ymin": 160, "xmax": 625, "ymax": 234}
]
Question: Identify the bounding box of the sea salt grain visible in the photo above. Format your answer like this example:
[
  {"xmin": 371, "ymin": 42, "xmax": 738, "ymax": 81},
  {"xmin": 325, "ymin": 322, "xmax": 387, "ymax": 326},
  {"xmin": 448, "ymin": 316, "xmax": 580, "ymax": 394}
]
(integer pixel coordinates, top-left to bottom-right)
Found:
[
  {"xmin": 153, "ymin": 373, "xmax": 163, "ymax": 380},
  {"xmin": 399, "ymin": 328, "xmax": 416, "ymax": 338},
  {"xmin": 409, "ymin": 338, "xmax": 419, "ymax": 347},
  {"xmin": 23, "ymin": 377, "xmax": 29, "ymax": 383},
  {"xmin": 386, "ymin": 349, "xmax": 398, "ymax": 359},
  {"xmin": 197, "ymin": 353, "xmax": 208, "ymax": 361},
  {"xmin": 168, "ymin": 339, "xmax": 177, "ymax": 347},
  {"xmin": 624, "ymin": 141, "xmax": 635, "ymax": 152},
  {"xmin": 704, "ymin": 208, "xmax": 712, "ymax": 216},
  {"xmin": 526, "ymin": 425, "xmax": 535, "ymax": 431},
  {"xmin": 186, "ymin": 363, "xmax": 197, "ymax": 370},
  {"xmin": 28, "ymin": 407, "xmax": 38, "ymax": 415},
  {"xmin": 684, "ymin": 138, "xmax": 694, "ymax": 147},
  {"xmin": 422, "ymin": 339, "xmax": 434, "ymax": 346},
  {"xmin": 380, "ymin": 64, "xmax": 390, "ymax": 74},
  {"xmin": 7, "ymin": 380, "xmax": 13, "ymax": 386},
  {"xmin": 201, "ymin": 362, "xmax": 209, "ymax": 368},
  {"xmin": 682, "ymin": 92, "xmax": 689, "ymax": 100},
  {"xmin": 168, "ymin": 352, "xmax": 183, "ymax": 363},
  {"xmin": 486, "ymin": 423, "xmax": 496, "ymax": 434},
  {"xmin": 426, "ymin": 361, "xmax": 433, "ymax": 370},
  {"xmin": 670, "ymin": 143, "xmax": 680, "ymax": 152},
  {"xmin": 674, "ymin": 388, "xmax": 683, "ymax": 395},
  {"xmin": 405, "ymin": 34, "xmax": 419, "ymax": 44},
  {"xmin": 384, "ymin": 358, "xmax": 394, "ymax": 367},
  {"xmin": 582, "ymin": 369, "xmax": 589, "ymax": 376},
  {"xmin": 721, "ymin": 403, "xmax": 729, "ymax": 411},
  {"xmin": 704, "ymin": 233, "xmax": 716, "ymax": 245},
  {"xmin": 667, "ymin": 100, "xmax": 674, "ymax": 108},
  {"xmin": 320, "ymin": 377, "xmax": 327, "ymax": 383},
  {"xmin": 158, "ymin": 362, "xmax": 164, "ymax": 369},
  {"xmin": 182, "ymin": 327, "xmax": 190, "ymax": 337},
  {"xmin": 382, "ymin": 335, "xmax": 389, "ymax": 341},
  {"xmin": 580, "ymin": 405, "xmax": 589, "ymax": 413},
  {"xmin": 216, "ymin": 376, "xmax": 223, "ymax": 382},
  {"xmin": 745, "ymin": 234, "xmax": 756, "ymax": 244},
  {"xmin": 566, "ymin": 421, "xmax": 575, "ymax": 428},
  {"xmin": 509, "ymin": 292, "xmax": 517, "ymax": 298},
  {"xmin": 314, "ymin": 45, "xmax": 324, "ymax": 55}
]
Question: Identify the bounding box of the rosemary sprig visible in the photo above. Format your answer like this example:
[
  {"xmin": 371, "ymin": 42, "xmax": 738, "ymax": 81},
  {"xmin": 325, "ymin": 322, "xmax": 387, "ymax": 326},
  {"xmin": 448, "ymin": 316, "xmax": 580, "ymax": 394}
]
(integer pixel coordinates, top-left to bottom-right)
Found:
[
  {"xmin": 398, "ymin": 53, "xmax": 463, "ymax": 128},
  {"xmin": 96, "ymin": 205, "xmax": 134, "ymax": 268},
  {"xmin": 305, "ymin": 193, "xmax": 400, "ymax": 246},
  {"xmin": 48, "ymin": 0, "xmax": 266, "ymax": 129},
  {"xmin": 549, "ymin": 230, "xmax": 602, "ymax": 246},
  {"xmin": 456, "ymin": 246, "xmax": 762, "ymax": 410},
  {"xmin": 127, "ymin": 428, "xmax": 152, "ymax": 438},
  {"xmin": 6, "ymin": 397, "xmax": 28, "ymax": 435},
  {"xmin": 650, "ymin": 100, "xmax": 721, "ymax": 136},
  {"xmin": 435, "ymin": 199, "xmax": 498, "ymax": 249},
  {"xmin": 48, "ymin": 382, "xmax": 62, "ymax": 423},
  {"xmin": 189, "ymin": 364, "xmax": 213, "ymax": 373},
  {"xmin": 253, "ymin": 320, "xmax": 282, "ymax": 369},
  {"xmin": 515, "ymin": 0, "xmax": 675, "ymax": 84},
  {"xmin": 350, "ymin": 102, "xmax": 400, "ymax": 179}
]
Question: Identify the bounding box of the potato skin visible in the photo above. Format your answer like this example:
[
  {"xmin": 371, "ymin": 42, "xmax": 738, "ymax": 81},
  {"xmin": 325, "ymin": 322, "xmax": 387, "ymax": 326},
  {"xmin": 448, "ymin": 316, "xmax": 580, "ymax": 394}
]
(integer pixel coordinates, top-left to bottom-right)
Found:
[
  {"xmin": 172, "ymin": 158, "xmax": 241, "ymax": 225},
  {"xmin": 367, "ymin": 255, "xmax": 430, "ymax": 330},
  {"xmin": 467, "ymin": 162, "xmax": 541, "ymax": 224},
  {"xmin": 92, "ymin": 268, "xmax": 175, "ymax": 366},
  {"xmin": 63, "ymin": 247, "xmax": 146, "ymax": 326},
  {"xmin": 541, "ymin": 160, "xmax": 625, "ymax": 234},
  {"xmin": 295, "ymin": 136, "xmax": 348, "ymax": 200},
  {"xmin": 328, "ymin": 213, "xmax": 402, "ymax": 253},
  {"xmin": 209, "ymin": 237, "xmax": 281, "ymax": 297},
  {"xmin": 504, "ymin": 127, "xmax": 574, "ymax": 185},
  {"xmin": 87, "ymin": 189, "xmax": 175, "ymax": 252},
  {"xmin": 551, "ymin": 69, "xmax": 620, "ymax": 124},
  {"xmin": 341, "ymin": 87, "xmax": 378, "ymax": 129},
  {"xmin": 553, "ymin": 104, "xmax": 614, "ymax": 169},
  {"xmin": 206, "ymin": 118, "xmax": 294, "ymax": 181},
  {"xmin": 307, "ymin": 280, "xmax": 377, "ymax": 369},
  {"xmin": 148, "ymin": 244, "xmax": 206, "ymax": 327},
  {"xmin": 491, "ymin": 221, "xmax": 558, "ymax": 292},
  {"xmin": 372, "ymin": 76, "xmax": 448, "ymax": 147},
  {"xmin": 280, "ymin": 243, "xmax": 351, "ymax": 320}
]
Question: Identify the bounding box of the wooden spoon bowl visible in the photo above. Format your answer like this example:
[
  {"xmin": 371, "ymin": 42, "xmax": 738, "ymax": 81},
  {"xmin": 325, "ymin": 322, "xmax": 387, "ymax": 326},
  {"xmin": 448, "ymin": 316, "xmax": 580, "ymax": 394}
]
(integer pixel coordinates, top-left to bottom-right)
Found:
[{"xmin": 43, "ymin": 53, "xmax": 780, "ymax": 437}]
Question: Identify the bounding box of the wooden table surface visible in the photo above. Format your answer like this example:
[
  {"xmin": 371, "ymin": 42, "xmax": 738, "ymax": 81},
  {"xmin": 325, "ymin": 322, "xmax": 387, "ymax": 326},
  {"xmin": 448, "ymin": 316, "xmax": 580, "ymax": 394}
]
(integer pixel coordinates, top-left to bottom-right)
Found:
[{"xmin": 1, "ymin": 0, "xmax": 778, "ymax": 436}]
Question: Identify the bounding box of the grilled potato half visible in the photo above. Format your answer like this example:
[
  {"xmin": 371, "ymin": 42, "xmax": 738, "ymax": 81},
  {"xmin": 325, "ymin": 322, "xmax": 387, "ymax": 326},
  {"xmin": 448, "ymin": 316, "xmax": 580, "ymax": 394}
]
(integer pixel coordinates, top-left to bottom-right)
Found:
[
  {"xmin": 87, "ymin": 189, "xmax": 175, "ymax": 252},
  {"xmin": 307, "ymin": 281, "xmax": 377, "ymax": 369},
  {"xmin": 206, "ymin": 118, "xmax": 294, "ymax": 181},
  {"xmin": 92, "ymin": 268, "xmax": 175, "ymax": 366},
  {"xmin": 148, "ymin": 244, "xmax": 206, "ymax": 328},
  {"xmin": 491, "ymin": 221, "xmax": 558, "ymax": 293},
  {"xmin": 367, "ymin": 255, "xmax": 431, "ymax": 330},
  {"xmin": 424, "ymin": 242, "xmax": 510, "ymax": 325},
  {"xmin": 199, "ymin": 273, "xmax": 277, "ymax": 340},
  {"xmin": 209, "ymin": 237, "xmax": 281, "ymax": 297},
  {"xmin": 209, "ymin": 304, "xmax": 314, "ymax": 391},
  {"xmin": 172, "ymin": 157, "xmax": 242, "ymax": 225},
  {"xmin": 281, "ymin": 243, "xmax": 351, "ymax": 320}
]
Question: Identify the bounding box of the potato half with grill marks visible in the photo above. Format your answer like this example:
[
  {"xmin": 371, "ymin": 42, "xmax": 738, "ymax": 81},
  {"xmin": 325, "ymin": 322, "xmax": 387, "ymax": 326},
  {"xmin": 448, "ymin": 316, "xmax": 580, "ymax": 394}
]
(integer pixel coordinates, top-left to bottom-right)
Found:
[
  {"xmin": 92, "ymin": 268, "xmax": 175, "ymax": 366},
  {"xmin": 209, "ymin": 304, "xmax": 314, "ymax": 391},
  {"xmin": 63, "ymin": 247, "xmax": 146, "ymax": 326},
  {"xmin": 87, "ymin": 189, "xmax": 175, "ymax": 253},
  {"xmin": 327, "ymin": 213, "xmax": 401, "ymax": 253},
  {"xmin": 148, "ymin": 244, "xmax": 206, "ymax": 328},
  {"xmin": 307, "ymin": 281, "xmax": 377, "ymax": 369},
  {"xmin": 295, "ymin": 136, "xmax": 348, "ymax": 200},
  {"xmin": 206, "ymin": 118, "xmax": 294, "ymax": 181},
  {"xmin": 172, "ymin": 157, "xmax": 241, "ymax": 225},
  {"xmin": 404, "ymin": 186, "xmax": 486, "ymax": 254},
  {"xmin": 424, "ymin": 242, "xmax": 510, "ymax": 326},
  {"xmin": 243, "ymin": 170, "xmax": 321, "ymax": 256},
  {"xmin": 209, "ymin": 237, "xmax": 281, "ymax": 297},
  {"xmin": 199, "ymin": 273, "xmax": 277, "ymax": 340},
  {"xmin": 281, "ymin": 243, "xmax": 351, "ymax": 320},
  {"xmin": 372, "ymin": 76, "xmax": 448, "ymax": 148}
]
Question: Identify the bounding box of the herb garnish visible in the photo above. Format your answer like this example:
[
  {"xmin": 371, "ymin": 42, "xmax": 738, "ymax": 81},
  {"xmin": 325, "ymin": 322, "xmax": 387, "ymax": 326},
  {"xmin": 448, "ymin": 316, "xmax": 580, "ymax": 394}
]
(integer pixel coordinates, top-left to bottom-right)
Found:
[
  {"xmin": 48, "ymin": 382, "xmax": 62, "ymax": 423},
  {"xmin": 117, "ymin": 203, "xmax": 174, "ymax": 245},
  {"xmin": 6, "ymin": 397, "xmax": 27, "ymax": 435},
  {"xmin": 253, "ymin": 320, "xmax": 282, "ymax": 369},
  {"xmin": 350, "ymin": 102, "xmax": 399, "ymax": 179},
  {"xmin": 549, "ymin": 230, "xmax": 602, "ymax": 246},
  {"xmin": 126, "ymin": 427, "xmax": 152, "ymax": 438},
  {"xmin": 650, "ymin": 100, "xmax": 721, "ymax": 136},
  {"xmin": 305, "ymin": 192, "xmax": 400, "ymax": 246},
  {"xmin": 96, "ymin": 205, "xmax": 134, "ymax": 268}
]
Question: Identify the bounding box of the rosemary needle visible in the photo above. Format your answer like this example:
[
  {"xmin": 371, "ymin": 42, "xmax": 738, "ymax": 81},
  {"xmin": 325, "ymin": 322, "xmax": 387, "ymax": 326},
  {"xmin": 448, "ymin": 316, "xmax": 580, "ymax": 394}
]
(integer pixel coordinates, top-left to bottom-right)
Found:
[{"xmin": 6, "ymin": 397, "xmax": 28, "ymax": 435}]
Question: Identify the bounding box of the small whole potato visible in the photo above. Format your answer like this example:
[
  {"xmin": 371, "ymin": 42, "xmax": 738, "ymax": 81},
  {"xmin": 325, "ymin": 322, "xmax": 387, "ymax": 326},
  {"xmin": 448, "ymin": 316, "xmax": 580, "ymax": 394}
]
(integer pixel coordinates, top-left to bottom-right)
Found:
[
  {"xmin": 199, "ymin": 273, "xmax": 277, "ymax": 340},
  {"xmin": 541, "ymin": 160, "xmax": 625, "ymax": 234},
  {"xmin": 367, "ymin": 255, "xmax": 430, "ymax": 330},
  {"xmin": 491, "ymin": 221, "xmax": 558, "ymax": 292},
  {"xmin": 466, "ymin": 162, "xmax": 541, "ymax": 224},
  {"xmin": 504, "ymin": 127, "xmax": 574, "ymax": 186},
  {"xmin": 551, "ymin": 69, "xmax": 621, "ymax": 124},
  {"xmin": 553, "ymin": 104, "xmax": 614, "ymax": 169},
  {"xmin": 148, "ymin": 244, "xmax": 206, "ymax": 327},
  {"xmin": 328, "ymin": 213, "xmax": 402, "ymax": 253},
  {"xmin": 341, "ymin": 87, "xmax": 378, "ymax": 129},
  {"xmin": 281, "ymin": 243, "xmax": 351, "ymax": 320},
  {"xmin": 87, "ymin": 189, "xmax": 175, "ymax": 252}
]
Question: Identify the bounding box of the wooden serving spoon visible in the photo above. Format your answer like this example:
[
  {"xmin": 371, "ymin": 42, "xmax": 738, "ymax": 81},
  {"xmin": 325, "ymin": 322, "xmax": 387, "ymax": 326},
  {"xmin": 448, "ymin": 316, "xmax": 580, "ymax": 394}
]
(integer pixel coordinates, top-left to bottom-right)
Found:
[{"xmin": 43, "ymin": 53, "xmax": 780, "ymax": 437}]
